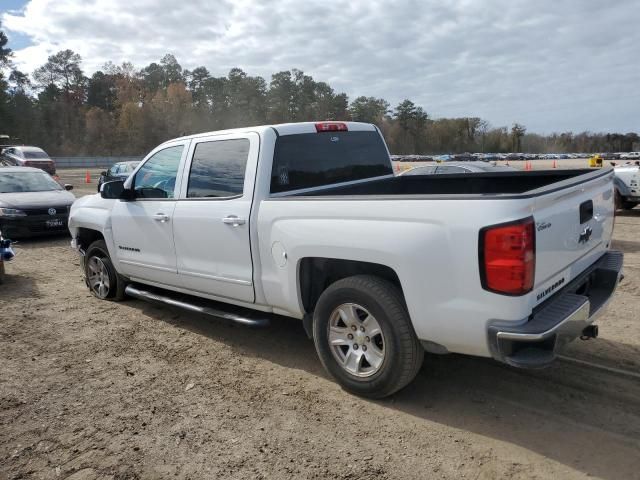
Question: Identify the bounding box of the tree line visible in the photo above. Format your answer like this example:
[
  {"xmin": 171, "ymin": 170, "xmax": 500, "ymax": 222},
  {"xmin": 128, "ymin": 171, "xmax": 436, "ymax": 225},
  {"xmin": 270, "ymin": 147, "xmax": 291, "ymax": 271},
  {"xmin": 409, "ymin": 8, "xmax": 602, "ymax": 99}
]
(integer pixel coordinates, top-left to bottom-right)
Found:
[{"xmin": 0, "ymin": 25, "xmax": 638, "ymax": 156}]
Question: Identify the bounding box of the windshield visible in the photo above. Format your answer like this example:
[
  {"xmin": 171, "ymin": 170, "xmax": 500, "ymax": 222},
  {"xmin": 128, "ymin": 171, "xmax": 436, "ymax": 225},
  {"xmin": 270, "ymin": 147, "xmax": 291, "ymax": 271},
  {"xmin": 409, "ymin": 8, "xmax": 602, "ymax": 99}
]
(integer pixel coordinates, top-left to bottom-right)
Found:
[
  {"xmin": 23, "ymin": 150, "xmax": 50, "ymax": 159},
  {"xmin": 0, "ymin": 172, "xmax": 63, "ymax": 193}
]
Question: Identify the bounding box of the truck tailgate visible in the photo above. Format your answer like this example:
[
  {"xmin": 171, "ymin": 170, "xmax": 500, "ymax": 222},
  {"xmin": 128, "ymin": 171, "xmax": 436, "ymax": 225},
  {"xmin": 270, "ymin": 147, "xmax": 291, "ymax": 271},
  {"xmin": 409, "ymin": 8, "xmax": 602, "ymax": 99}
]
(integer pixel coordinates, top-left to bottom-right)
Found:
[{"xmin": 531, "ymin": 171, "xmax": 615, "ymax": 304}]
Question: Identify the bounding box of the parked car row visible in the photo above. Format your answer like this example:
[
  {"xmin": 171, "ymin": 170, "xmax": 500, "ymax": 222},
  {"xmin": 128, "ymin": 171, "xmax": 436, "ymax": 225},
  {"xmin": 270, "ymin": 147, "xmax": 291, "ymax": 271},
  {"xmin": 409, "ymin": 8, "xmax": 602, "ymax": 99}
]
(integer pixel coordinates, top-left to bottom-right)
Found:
[
  {"xmin": 393, "ymin": 152, "xmax": 640, "ymax": 162},
  {"xmin": 399, "ymin": 161, "xmax": 516, "ymax": 175}
]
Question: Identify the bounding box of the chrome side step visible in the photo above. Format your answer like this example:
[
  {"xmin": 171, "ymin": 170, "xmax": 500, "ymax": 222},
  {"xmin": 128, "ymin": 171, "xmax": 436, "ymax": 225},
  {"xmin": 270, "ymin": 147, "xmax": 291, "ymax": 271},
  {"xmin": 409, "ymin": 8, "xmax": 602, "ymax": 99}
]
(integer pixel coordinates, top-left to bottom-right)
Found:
[{"xmin": 124, "ymin": 285, "xmax": 270, "ymax": 328}]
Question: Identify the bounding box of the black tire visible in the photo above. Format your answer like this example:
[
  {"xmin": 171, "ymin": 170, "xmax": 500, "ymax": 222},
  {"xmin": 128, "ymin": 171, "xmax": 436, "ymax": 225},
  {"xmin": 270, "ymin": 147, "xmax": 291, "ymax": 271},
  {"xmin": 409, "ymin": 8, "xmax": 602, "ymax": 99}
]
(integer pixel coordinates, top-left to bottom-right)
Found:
[
  {"xmin": 85, "ymin": 239, "xmax": 127, "ymax": 301},
  {"xmin": 0, "ymin": 262, "xmax": 5, "ymax": 285},
  {"xmin": 313, "ymin": 275, "xmax": 424, "ymax": 398},
  {"xmin": 615, "ymin": 191, "xmax": 623, "ymax": 211},
  {"xmin": 622, "ymin": 201, "xmax": 636, "ymax": 210}
]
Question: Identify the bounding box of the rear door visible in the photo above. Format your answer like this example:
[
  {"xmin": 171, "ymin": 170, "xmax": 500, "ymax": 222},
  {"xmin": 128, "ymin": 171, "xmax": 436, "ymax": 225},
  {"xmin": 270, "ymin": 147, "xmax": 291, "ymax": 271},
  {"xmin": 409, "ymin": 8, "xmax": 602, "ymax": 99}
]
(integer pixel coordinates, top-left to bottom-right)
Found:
[
  {"xmin": 172, "ymin": 133, "xmax": 259, "ymax": 303},
  {"xmin": 531, "ymin": 172, "xmax": 615, "ymax": 302},
  {"xmin": 111, "ymin": 142, "xmax": 188, "ymax": 285}
]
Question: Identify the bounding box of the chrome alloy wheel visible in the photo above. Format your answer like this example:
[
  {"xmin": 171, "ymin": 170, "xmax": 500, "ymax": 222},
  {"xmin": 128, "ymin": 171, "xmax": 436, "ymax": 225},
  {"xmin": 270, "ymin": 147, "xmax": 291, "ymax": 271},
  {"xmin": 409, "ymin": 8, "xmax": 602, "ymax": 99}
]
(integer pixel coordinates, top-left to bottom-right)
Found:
[
  {"xmin": 328, "ymin": 303, "xmax": 385, "ymax": 378},
  {"xmin": 87, "ymin": 256, "xmax": 110, "ymax": 299}
]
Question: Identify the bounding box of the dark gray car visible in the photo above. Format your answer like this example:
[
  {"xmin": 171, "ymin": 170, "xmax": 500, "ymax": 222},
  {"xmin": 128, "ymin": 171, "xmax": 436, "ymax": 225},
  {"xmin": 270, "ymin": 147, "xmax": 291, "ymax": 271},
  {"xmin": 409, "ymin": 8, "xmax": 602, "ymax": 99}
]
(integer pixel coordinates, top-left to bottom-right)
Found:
[
  {"xmin": 98, "ymin": 161, "xmax": 139, "ymax": 191},
  {"xmin": 399, "ymin": 161, "xmax": 516, "ymax": 176}
]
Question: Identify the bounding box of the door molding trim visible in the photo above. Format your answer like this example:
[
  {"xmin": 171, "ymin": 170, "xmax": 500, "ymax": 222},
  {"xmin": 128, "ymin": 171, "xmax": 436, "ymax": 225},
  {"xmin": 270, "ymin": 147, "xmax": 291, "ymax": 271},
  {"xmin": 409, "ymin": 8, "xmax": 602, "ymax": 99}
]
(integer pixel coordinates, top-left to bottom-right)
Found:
[
  {"xmin": 120, "ymin": 259, "xmax": 177, "ymax": 273},
  {"xmin": 177, "ymin": 269, "xmax": 252, "ymax": 286}
]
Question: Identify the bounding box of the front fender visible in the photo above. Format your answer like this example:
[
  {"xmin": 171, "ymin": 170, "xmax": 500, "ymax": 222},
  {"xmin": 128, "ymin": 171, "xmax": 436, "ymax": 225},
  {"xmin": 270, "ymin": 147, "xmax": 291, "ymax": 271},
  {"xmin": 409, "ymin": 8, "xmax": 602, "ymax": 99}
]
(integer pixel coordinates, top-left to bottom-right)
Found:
[
  {"xmin": 613, "ymin": 176, "xmax": 632, "ymax": 197},
  {"xmin": 68, "ymin": 195, "xmax": 121, "ymax": 270}
]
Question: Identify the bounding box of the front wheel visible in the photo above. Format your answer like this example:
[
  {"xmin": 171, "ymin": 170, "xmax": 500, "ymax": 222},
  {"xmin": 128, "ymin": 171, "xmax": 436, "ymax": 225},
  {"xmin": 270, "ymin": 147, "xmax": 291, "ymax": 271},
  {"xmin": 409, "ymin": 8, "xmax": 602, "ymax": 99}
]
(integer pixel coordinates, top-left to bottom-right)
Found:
[
  {"xmin": 313, "ymin": 275, "xmax": 424, "ymax": 398},
  {"xmin": 85, "ymin": 240, "xmax": 127, "ymax": 301}
]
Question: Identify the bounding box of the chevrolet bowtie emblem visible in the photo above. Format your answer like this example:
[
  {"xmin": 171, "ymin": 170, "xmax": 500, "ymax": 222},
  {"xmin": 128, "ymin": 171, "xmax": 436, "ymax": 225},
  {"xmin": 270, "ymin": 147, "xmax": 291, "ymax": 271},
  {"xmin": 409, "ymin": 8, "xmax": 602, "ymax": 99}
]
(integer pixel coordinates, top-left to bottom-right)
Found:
[{"xmin": 578, "ymin": 226, "xmax": 593, "ymax": 244}]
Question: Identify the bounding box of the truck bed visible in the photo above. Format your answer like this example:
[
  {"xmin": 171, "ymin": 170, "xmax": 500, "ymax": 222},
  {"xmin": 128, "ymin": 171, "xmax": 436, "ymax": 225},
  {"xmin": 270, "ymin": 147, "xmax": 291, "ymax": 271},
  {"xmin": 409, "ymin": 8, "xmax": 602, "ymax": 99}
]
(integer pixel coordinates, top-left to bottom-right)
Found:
[{"xmin": 289, "ymin": 168, "xmax": 609, "ymax": 198}]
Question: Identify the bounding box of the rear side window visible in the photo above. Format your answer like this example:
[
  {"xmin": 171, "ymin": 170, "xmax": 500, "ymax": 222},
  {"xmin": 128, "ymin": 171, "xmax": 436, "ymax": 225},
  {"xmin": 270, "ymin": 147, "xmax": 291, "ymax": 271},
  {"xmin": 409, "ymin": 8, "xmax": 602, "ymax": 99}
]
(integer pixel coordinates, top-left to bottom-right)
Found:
[
  {"xmin": 270, "ymin": 131, "xmax": 392, "ymax": 193},
  {"xmin": 187, "ymin": 139, "xmax": 250, "ymax": 198}
]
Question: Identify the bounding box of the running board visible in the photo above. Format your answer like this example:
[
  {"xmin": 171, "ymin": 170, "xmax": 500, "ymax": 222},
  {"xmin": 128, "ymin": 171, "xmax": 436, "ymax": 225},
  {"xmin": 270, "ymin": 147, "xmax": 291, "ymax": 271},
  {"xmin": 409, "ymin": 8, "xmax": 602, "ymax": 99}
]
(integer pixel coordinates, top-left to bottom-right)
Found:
[{"xmin": 124, "ymin": 285, "xmax": 270, "ymax": 328}]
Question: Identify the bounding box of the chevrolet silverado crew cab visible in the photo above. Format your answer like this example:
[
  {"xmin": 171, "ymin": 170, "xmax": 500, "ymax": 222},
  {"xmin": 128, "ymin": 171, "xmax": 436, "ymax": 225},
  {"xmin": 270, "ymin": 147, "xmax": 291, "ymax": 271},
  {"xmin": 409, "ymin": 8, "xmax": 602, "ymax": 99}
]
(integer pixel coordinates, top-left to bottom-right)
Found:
[{"xmin": 69, "ymin": 121, "xmax": 623, "ymax": 398}]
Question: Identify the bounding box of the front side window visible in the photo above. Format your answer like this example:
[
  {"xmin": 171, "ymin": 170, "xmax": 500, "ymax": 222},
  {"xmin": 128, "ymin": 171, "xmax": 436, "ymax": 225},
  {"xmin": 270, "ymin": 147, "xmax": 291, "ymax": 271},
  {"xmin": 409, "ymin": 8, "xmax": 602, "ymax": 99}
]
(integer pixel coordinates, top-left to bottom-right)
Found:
[
  {"xmin": 187, "ymin": 139, "xmax": 250, "ymax": 198},
  {"xmin": 133, "ymin": 145, "xmax": 183, "ymax": 199},
  {"xmin": 109, "ymin": 165, "xmax": 119, "ymax": 175}
]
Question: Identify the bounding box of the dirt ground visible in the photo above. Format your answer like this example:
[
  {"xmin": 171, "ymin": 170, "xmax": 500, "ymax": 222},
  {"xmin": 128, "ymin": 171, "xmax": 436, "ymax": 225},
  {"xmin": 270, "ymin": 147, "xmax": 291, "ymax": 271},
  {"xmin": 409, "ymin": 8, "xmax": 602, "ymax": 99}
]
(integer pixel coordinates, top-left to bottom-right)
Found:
[{"xmin": 1, "ymin": 166, "xmax": 639, "ymax": 479}]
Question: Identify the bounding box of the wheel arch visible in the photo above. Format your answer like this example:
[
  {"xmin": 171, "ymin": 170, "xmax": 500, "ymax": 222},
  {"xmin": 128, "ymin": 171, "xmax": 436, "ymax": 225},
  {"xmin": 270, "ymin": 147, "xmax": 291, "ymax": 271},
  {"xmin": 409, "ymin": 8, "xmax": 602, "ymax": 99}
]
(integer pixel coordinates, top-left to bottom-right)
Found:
[
  {"xmin": 298, "ymin": 257, "xmax": 404, "ymax": 316},
  {"xmin": 76, "ymin": 228, "xmax": 105, "ymax": 252}
]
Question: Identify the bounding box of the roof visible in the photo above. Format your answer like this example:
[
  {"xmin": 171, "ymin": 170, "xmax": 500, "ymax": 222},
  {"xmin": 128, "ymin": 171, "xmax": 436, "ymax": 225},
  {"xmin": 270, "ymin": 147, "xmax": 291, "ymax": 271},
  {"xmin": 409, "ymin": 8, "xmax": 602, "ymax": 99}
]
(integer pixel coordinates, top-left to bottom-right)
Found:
[
  {"xmin": 161, "ymin": 121, "xmax": 377, "ymax": 145},
  {"xmin": 0, "ymin": 166, "xmax": 47, "ymax": 173},
  {"xmin": 12, "ymin": 146, "xmax": 47, "ymax": 153}
]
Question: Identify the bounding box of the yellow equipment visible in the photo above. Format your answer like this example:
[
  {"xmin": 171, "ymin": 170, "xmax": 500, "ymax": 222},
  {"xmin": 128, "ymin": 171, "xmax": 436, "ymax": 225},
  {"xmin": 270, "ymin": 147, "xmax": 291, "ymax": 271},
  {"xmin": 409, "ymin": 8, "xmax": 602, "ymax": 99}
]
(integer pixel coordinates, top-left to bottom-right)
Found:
[{"xmin": 589, "ymin": 154, "xmax": 603, "ymax": 168}]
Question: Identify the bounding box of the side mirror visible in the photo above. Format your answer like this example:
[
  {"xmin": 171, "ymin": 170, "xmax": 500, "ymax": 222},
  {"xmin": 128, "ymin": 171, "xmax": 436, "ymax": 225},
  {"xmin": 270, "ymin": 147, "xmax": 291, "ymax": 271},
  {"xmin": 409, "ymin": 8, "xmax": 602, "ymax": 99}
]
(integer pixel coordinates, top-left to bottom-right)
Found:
[
  {"xmin": 64, "ymin": 184, "xmax": 73, "ymax": 191},
  {"xmin": 100, "ymin": 171, "xmax": 107, "ymax": 176},
  {"xmin": 100, "ymin": 179, "xmax": 130, "ymax": 200}
]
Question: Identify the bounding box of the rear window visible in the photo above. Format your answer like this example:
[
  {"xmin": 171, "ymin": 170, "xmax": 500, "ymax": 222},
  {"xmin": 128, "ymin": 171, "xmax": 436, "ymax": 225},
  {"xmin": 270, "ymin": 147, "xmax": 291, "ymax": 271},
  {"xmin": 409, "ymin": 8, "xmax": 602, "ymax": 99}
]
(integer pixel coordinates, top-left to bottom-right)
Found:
[
  {"xmin": 23, "ymin": 150, "xmax": 49, "ymax": 159},
  {"xmin": 270, "ymin": 131, "xmax": 392, "ymax": 193}
]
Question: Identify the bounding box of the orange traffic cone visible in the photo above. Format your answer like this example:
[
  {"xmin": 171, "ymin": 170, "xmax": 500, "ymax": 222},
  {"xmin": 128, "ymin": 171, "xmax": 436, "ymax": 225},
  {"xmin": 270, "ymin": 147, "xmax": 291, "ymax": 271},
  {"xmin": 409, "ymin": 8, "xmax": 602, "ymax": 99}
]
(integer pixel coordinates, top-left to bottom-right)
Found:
[
  {"xmin": 552, "ymin": 159, "xmax": 557, "ymax": 169},
  {"xmin": 85, "ymin": 170, "xmax": 91, "ymax": 183}
]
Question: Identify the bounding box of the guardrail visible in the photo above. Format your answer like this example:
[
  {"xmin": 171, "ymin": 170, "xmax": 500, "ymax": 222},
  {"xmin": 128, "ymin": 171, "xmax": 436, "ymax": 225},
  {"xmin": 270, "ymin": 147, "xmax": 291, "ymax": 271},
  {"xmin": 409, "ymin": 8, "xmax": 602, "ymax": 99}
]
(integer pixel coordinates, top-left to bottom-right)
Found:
[{"xmin": 52, "ymin": 156, "xmax": 143, "ymax": 168}]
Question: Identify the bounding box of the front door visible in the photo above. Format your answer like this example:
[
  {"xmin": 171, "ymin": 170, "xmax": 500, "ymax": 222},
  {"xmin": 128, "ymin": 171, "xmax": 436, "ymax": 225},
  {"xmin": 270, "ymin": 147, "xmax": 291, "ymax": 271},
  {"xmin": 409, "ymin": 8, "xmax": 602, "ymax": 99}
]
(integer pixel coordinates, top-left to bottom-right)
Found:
[
  {"xmin": 111, "ymin": 143, "xmax": 187, "ymax": 286},
  {"xmin": 172, "ymin": 134, "xmax": 258, "ymax": 302}
]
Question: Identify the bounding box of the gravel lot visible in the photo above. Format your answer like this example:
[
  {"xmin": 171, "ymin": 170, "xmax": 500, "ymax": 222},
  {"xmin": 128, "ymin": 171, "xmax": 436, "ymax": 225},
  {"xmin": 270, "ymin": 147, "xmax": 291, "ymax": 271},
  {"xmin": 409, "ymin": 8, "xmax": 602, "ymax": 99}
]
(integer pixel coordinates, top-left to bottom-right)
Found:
[{"xmin": 1, "ymin": 165, "xmax": 639, "ymax": 479}]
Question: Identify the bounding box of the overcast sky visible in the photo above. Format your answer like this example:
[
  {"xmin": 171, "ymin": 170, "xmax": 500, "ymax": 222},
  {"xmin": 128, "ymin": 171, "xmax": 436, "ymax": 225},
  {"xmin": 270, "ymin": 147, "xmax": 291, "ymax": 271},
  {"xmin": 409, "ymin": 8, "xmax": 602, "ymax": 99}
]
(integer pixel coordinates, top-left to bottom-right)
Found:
[{"xmin": 2, "ymin": 0, "xmax": 638, "ymax": 133}]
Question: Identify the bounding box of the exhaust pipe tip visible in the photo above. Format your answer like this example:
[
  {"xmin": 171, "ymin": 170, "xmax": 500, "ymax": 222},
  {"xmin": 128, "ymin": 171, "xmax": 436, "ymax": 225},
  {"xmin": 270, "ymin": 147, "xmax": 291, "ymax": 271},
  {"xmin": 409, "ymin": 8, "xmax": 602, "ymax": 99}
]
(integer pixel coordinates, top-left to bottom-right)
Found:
[{"xmin": 580, "ymin": 325, "xmax": 599, "ymax": 340}]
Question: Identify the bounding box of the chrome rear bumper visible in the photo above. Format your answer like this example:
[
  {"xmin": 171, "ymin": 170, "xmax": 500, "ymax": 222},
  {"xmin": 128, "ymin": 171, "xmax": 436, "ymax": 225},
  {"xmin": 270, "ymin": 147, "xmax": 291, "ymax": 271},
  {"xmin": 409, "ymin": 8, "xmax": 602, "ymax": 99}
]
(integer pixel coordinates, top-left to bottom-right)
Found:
[{"xmin": 488, "ymin": 250, "xmax": 624, "ymax": 368}]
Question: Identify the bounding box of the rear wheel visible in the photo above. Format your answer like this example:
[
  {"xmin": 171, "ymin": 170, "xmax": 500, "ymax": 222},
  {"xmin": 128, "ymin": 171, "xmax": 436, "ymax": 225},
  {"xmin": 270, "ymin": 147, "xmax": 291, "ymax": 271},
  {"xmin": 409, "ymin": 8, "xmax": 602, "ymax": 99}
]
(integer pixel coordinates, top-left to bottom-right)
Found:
[
  {"xmin": 313, "ymin": 275, "xmax": 424, "ymax": 398},
  {"xmin": 85, "ymin": 240, "xmax": 127, "ymax": 301}
]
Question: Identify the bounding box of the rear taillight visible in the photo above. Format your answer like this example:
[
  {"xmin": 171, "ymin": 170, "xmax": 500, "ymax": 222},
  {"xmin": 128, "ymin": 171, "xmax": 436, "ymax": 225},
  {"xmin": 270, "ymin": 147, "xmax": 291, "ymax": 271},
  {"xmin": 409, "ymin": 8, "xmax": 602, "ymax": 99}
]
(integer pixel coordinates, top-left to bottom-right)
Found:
[
  {"xmin": 315, "ymin": 122, "xmax": 348, "ymax": 132},
  {"xmin": 479, "ymin": 217, "xmax": 535, "ymax": 295}
]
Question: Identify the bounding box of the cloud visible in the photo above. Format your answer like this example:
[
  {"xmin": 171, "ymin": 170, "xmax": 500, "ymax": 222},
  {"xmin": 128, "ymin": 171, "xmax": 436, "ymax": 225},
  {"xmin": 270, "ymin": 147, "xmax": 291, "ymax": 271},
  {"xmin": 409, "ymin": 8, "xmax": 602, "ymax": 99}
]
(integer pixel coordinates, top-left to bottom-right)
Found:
[{"xmin": 2, "ymin": 0, "xmax": 639, "ymax": 133}]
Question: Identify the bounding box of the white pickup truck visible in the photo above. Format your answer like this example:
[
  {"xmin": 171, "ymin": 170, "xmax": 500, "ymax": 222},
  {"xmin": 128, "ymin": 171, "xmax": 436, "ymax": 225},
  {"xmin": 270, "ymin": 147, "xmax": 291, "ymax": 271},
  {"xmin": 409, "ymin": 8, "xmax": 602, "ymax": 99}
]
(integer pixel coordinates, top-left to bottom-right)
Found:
[
  {"xmin": 69, "ymin": 121, "xmax": 623, "ymax": 398},
  {"xmin": 613, "ymin": 162, "xmax": 640, "ymax": 210}
]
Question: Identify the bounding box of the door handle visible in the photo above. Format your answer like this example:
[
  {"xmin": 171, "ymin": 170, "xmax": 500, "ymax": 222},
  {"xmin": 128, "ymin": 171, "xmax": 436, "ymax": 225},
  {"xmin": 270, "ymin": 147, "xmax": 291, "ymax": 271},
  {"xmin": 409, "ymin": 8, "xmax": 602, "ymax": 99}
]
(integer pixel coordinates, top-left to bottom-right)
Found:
[
  {"xmin": 153, "ymin": 213, "xmax": 170, "ymax": 223},
  {"xmin": 222, "ymin": 215, "xmax": 246, "ymax": 226}
]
